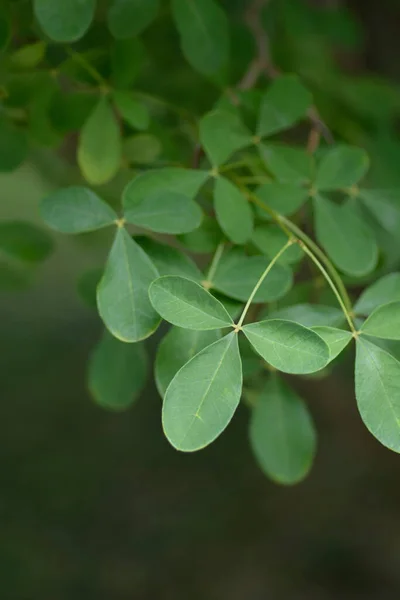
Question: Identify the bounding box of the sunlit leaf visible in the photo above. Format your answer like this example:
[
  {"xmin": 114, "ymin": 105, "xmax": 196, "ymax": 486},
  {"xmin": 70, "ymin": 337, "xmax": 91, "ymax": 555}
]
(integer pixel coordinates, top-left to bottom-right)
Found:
[
  {"xmin": 243, "ymin": 319, "xmax": 329, "ymax": 374},
  {"xmin": 163, "ymin": 333, "xmax": 242, "ymax": 451},
  {"xmin": 97, "ymin": 228, "xmax": 160, "ymax": 342},
  {"xmin": 250, "ymin": 377, "xmax": 316, "ymax": 484},
  {"xmin": 149, "ymin": 275, "xmax": 233, "ymax": 330}
]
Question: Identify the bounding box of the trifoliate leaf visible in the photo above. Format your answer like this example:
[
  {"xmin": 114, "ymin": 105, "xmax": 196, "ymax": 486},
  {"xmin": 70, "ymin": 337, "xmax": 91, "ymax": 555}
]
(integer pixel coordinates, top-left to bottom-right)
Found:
[
  {"xmin": 78, "ymin": 97, "xmax": 122, "ymax": 185},
  {"xmin": 88, "ymin": 331, "xmax": 148, "ymax": 411},
  {"xmin": 34, "ymin": 0, "xmax": 95, "ymax": 42},
  {"xmin": 355, "ymin": 337, "xmax": 400, "ymax": 453},
  {"xmin": 243, "ymin": 319, "xmax": 329, "ymax": 374},
  {"xmin": 355, "ymin": 273, "xmax": 400, "ymax": 315},
  {"xmin": 149, "ymin": 275, "xmax": 233, "ymax": 330},
  {"xmin": 250, "ymin": 377, "xmax": 316, "ymax": 484},
  {"xmin": 257, "ymin": 75, "xmax": 312, "ymax": 137},
  {"xmin": 171, "ymin": 0, "xmax": 229, "ymax": 76},
  {"xmin": 155, "ymin": 327, "xmax": 220, "ymax": 397},
  {"xmin": 214, "ymin": 176, "xmax": 253, "ymax": 244},
  {"xmin": 163, "ymin": 333, "xmax": 242, "ymax": 451},
  {"xmin": 361, "ymin": 302, "xmax": 400, "ymax": 340},
  {"xmin": 315, "ymin": 145, "xmax": 369, "ymax": 191},
  {"xmin": 108, "ymin": 0, "xmax": 159, "ymax": 39},
  {"xmin": 199, "ymin": 110, "xmax": 253, "ymax": 167},
  {"xmin": 314, "ymin": 195, "xmax": 378, "ymax": 277},
  {"xmin": 40, "ymin": 186, "xmax": 117, "ymax": 234},
  {"xmin": 97, "ymin": 228, "xmax": 160, "ymax": 342}
]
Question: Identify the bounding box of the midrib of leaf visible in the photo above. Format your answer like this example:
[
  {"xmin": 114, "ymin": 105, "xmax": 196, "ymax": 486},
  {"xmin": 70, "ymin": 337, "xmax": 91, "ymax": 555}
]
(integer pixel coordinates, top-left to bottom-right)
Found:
[
  {"xmin": 158, "ymin": 285, "xmax": 231, "ymax": 325},
  {"xmin": 248, "ymin": 328, "xmax": 321, "ymax": 358},
  {"xmin": 178, "ymin": 334, "xmax": 234, "ymax": 446}
]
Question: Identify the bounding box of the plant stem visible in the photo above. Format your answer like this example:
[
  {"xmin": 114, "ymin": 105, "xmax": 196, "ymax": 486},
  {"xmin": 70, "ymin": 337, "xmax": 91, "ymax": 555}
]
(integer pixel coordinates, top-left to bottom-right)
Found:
[
  {"xmin": 205, "ymin": 242, "xmax": 225, "ymax": 284},
  {"xmin": 237, "ymin": 239, "xmax": 294, "ymax": 328},
  {"xmin": 299, "ymin": 242, "xmax": 357, "ymax": 334}
]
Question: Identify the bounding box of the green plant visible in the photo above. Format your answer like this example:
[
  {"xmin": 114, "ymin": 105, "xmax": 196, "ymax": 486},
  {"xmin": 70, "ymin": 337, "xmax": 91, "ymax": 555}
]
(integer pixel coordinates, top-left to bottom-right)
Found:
[{"xmin": 2, "ymin": 0, "xmax": 400, "ymax": 485}]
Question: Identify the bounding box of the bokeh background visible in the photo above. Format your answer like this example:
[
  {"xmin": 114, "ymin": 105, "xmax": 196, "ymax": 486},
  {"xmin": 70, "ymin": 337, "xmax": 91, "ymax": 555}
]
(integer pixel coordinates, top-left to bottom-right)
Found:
[{"xmin": 2, "ymin": 1, "xmax": 400, "ymax": 598}]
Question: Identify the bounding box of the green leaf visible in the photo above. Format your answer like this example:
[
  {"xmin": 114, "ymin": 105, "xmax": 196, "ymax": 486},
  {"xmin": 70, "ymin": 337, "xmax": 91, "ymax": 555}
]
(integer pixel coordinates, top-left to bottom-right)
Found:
[
  {"xmin": 108, "ymin": 0, "xmax": 159, "ymax": 39},
  {"xmin": 149, "ymin": 275, "xmax": 233, "ymax": 330},
  {"xmin": 162, "ymin": 332, "xmax": 242, "ymax": 451},
  {"xmin": 49, "ymin": 91, "xmax": 97, "ymax": 134},
  {"xmin": 355, "ymin": 337, "xmax": 400, "ymax": 453},
  {"xmin": 88, "ymin": 331, "xmax": 148, "ymax": 411},
  {"xmin": 243, "ymin": 319, "xmax": 329, "ymax": 374},
  {"xmin": 0, "ymin": 119, "xmax": 28, "ymax": 172},
  {"xmin": 252, "ymin": 225, "xmax": 303, "ymax": 265},
  {"xmin": 113, "ymin": 91, "xmax": 150, "ymax": 131},
  {"xmin": 355, "ymin": 273, "xmax": 400, "ymax": 315},
  {"xmin": 212, "ymin": 249, "xmax": 292, "ymax": 303},
  {"xmin": 314, "ymin": 195, "xmax": 378, "ymax": 277},
  {"xmin": 359, "ymin": 189, "xmax": 400, "ymax": 235},
  {"xmin": 268, "ymin": 303, "xmax": 345, "ymax": 328},
  {"xmin": 111, "ymin": 38, "xmax": 145, "ymax": 88},
  {"xmin": 311, "ymin": 326, "xmax": 353, "ymax": 361},
  {"xmin": 34, "ymin": 0, "xmax": 95, "ymax": 42},
  {"xmin": 40, "ymin": 186, "xmax": 117, "ymax": 234},
  {"xmin": 214, "ymin": 177, "xmax": 253, "ymax": 244},
  {"xmin": 11, "ymin": 42, "xmax": 46, "ymax": 69},
  {"xmin": 0, "ymin": 221, "xmax": 53, "ymax": 263},
  {"xmin": 171, "ymin": 0, "xmax": 229, "ymax": 76},
  {"xmin": 256, "ymin": 183, "xmax": 308, "ymax": 216},
  {"xmin": 315, "ymin": 145, "xmax": 369, "ymax": 191},
  {"xmin": 257, "ymin": 75, "xmax": 312, "ymax": 137},
  {"xmin": 250, "ymin": 377, "xmax": 316, "ymax": 484},
  {"xmin": 123, "ymin": 134, "xmax": 161, "ymax": 165},
  {"xmin": 136, "ymin": 237, "xmax": 203, "ymax": 281},
  {"xmin": 123, "ymin": 168, "xmax": 208, "ymax": 208},
  {"xmin": 260, "ymin": 144, "xmax": 314, "ymax": 185},
  {"xmin": 77, "ymin": 267, "xmax": 103, "ymax": 309},
  {"xmin": 361, "ymin": 302, "xmax": 400, "ymax": 340},
  {"xmin": 178, "ymin": 216, "xmax": 223, "ymax": 254},
  {"xmin": 78, "ymin": 97, "xmax": 122, "ymax": 186},
  {"xmin": 199, "ymin": 110, "xmax": 253, "ymax": 167},
  {"xmin": 97, "ymin": 228, "xmax": 160, "ymax": 342},
  {"xmin": 124, "ymin": 190, "xmax": 202, "ymax": 234},
  {"xmin": 155, "ymin": 327, "xmax": 220, "ymax": 397}
]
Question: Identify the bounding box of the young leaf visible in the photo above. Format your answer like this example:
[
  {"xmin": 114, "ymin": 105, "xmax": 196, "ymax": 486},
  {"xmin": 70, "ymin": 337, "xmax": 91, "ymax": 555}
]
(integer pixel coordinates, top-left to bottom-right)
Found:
[
  {"xmin": 314, "ymin": 195, "xmax": 378, "ymax": 277},
  {"xmin": 34, "ymin": 0, "xmax": 95, "ymax": 42},
  {"xmin": 212, "ymin": 249, "xmax": 292, "ymax": 303},
  {"xmin": 252, "ymin": 225, "xmax": 303, "ymax": 265},
  {"xmin": 40, "ymin": 187, "xmax": 117, "ymax": 234},
  {"xmin": 124, "ymin": 190, "xmax": 202, "ymax": 234},
  {"xmin": 149, "ymin": 276, "xmax": 233, "ymax": 330},
  {"xmin": 0, "ymin": 118, "xmax": 28, "ymax": 172},
  {"xmin": 97, "ymin": 228, "xmax": 160, "ymax": 342},
  {"xmin": 260, "ymin": 144, "xmax": 314, "ymax": 185},
  {"xmin": 355, "ymin": 337, "xmax": 400, "ymax": 453},
  {"xmin": 361, "ymin": 302, "xmax": 400, "ymax": 340},
  {"xmin": 162, "ymin": 333, "xmax": 242, "ymax": 451},
  {"xmin": 214, "ymin": 177, "xmax": 253, "ymax": 244},
  {"xmin": 256, "ymin": 183, "xmax": 308, "ymax": 216},
  {"xmin": 355, "ymin": 272, "xmax": 400, "ymax": 315},
  {"xmin": 155, "ymin": 327, "xmax": 220, "ymax": 397},
  {"xmin": 199, "ymin": 111, "xmax": 253, "ymax": 167},
  {"xmin": 311, "ymin": 326, "xmax": 353, "ymax": 361},
  {"xmin": 257, "ymin": 75, "xmax": 312, "ymax": 137},
  {"xmin": 243, "ymin": 319, "xmax": 330, "ymax": 374},
  {"xmin": 0, "ymin": 221, "xmax": 53, "ymax": 263},
  {"xmin": 136, "ymin": 237, "xmax": 203, "ymax": 282},
  {"xmin": 178, "ymin": 216, "xmax": 223, "ymax": 254},
  {"xmin": 88, "ymin": 331, "xmax": 148, "ymax": 411},
  {"xmin": 250, "ymin": 377, "xmax": 316, "ymax": 484},
  {"xmin": 315, "ymin": 145, "xmax": 369, "ymax": 191},
  {"xmin": 171, "ymin": 0, "xmax": 229, "ymax": 76},
  {"xmin": 78, "ymin": 97, "xmax": 122, "ymax": 186},
  {"xmin": 108, "ymin": 0, "xmax": 159, "ymax": 39},
  {"xmin": 113, "ymin": 91, "xmax": 150, "ymax": 131},
  {"xmin": 359, "ymin": 189, "xmax": 400, "ymax": 235},
  {"xmin": 268, "ymin": 303, "xmax": 345, "ymax": 328}
]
